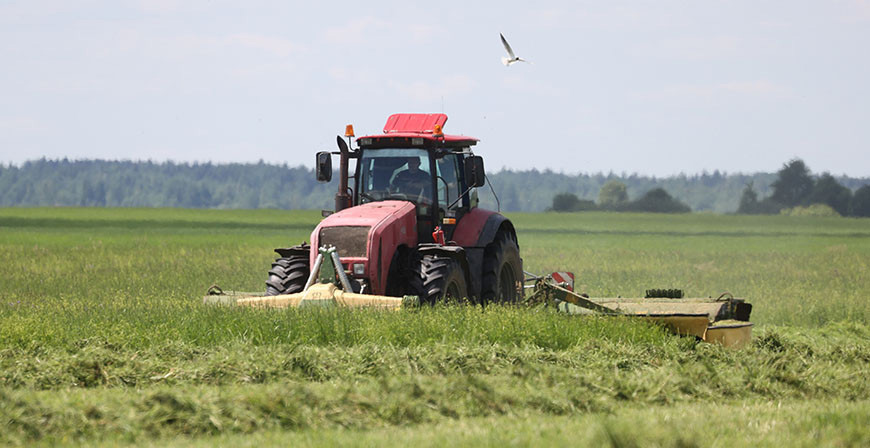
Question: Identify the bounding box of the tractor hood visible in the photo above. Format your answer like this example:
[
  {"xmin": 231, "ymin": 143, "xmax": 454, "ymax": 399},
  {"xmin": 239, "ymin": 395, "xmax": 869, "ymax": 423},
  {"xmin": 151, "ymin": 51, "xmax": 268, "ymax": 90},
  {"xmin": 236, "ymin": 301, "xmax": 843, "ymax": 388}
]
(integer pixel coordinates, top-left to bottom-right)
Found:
[
  {"xmin": 317, "ymin": 200, "xmax": 416, "ymax": 230},
  {"xmin": 310, "ymin": 201, "xmax": 418, "ymax": 294}
]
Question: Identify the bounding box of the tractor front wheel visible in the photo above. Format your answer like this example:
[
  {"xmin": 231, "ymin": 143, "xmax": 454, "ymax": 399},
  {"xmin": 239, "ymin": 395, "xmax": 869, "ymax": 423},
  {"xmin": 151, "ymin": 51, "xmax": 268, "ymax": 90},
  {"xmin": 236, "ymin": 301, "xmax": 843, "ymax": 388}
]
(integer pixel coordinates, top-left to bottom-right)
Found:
[
  {"xmin": 481, "ymin": 232, "xmax": 523, "ymax": 303},
  {"xmin": 265, "ymin": 254, "xmax": 310, "ymax": 296},
  {"xmin": 418, "ymin": 255, "xmax": 468, "ymax": 304}
]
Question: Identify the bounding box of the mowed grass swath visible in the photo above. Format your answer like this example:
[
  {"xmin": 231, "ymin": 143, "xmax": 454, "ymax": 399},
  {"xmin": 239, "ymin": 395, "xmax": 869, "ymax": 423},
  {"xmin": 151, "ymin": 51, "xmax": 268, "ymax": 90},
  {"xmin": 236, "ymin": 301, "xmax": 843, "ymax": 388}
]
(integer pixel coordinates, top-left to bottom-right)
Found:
[{"xmin": 1, "ymin": 207, "xmax": 870, "ymax": 446}]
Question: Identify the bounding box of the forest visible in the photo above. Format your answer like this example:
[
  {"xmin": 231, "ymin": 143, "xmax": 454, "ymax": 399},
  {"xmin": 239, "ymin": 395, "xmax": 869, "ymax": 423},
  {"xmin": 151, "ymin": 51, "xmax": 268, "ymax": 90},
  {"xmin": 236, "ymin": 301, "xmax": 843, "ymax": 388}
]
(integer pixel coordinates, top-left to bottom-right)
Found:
[
  {"xmin": 550, "ymin": 159, "xmax": 870, "ymax": 217},
  {"xmin": 1, "ymin": 158, "xmax": 868, "ymax": 213}
]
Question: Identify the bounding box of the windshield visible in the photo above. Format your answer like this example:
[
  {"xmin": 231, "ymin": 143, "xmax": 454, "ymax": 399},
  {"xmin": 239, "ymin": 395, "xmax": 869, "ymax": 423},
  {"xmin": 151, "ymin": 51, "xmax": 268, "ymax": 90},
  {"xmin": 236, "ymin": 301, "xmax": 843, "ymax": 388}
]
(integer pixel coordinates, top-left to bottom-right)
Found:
[{"xmin": 358, "ymin": 148, "xmax": 434, "ymax": 208}]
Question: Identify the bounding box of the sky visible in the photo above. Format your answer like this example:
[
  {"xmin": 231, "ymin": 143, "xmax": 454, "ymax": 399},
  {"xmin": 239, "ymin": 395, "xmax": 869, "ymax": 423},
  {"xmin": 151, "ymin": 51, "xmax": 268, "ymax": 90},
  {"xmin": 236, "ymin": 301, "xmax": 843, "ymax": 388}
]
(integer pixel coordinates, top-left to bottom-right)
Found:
[{"xmin": 1, "ymin": 1, "xmax": 869, "ymax": 176}]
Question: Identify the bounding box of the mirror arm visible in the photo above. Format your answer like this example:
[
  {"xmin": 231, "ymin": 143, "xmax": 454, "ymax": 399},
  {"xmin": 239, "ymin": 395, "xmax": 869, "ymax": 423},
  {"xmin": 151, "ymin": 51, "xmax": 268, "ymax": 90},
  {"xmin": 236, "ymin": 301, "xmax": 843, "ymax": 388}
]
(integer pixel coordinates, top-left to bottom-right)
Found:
[
  {"xmin": 447, "ymin": 186, "xmax": 474, "ymax": 210},
  {"xmin": 485, "ymin": 174, "xmax": 500, "ymax": 213}
]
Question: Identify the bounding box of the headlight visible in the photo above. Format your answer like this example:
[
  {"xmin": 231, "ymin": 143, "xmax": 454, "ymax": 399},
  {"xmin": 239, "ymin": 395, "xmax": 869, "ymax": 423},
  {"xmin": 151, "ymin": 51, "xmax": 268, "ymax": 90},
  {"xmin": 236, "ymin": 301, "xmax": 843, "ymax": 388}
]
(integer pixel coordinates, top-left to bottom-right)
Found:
[{"xmin": 353, "ymin": 263, "xmax": 365, "ymax": 275}]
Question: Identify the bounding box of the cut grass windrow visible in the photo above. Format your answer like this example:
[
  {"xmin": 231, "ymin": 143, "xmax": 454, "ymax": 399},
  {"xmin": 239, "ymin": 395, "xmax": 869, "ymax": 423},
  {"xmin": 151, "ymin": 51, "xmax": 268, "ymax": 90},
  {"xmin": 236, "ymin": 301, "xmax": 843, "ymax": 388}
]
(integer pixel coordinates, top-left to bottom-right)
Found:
[
  {"xmin": 141, "ymin": 400, "xmax": 870, "ymax": 448},
  {"xmin": 0, "ymin": 320, "xmax": 867, "ymax": 393},
  {"xmin": 1, "ymin": 323, "xmax": 869, "ymax": 445}
]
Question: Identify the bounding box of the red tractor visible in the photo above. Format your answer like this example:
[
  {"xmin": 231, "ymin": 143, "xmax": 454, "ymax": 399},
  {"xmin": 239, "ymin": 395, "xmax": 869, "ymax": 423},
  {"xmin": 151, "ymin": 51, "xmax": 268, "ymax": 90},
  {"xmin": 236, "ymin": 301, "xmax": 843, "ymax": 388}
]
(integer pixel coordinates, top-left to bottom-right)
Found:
[{"xmin": 264, "ymin": 113, "xmax": 523, "ymax": 304}]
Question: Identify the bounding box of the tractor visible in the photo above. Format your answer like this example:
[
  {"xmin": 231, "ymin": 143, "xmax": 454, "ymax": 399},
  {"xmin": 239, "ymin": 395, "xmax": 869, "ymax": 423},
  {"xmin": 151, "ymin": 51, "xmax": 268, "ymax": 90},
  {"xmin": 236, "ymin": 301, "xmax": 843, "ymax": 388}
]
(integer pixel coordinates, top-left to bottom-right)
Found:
[
  {"xmin": 205, "ymin": 113, "xmax": 754, "ymax": 348},
  {"xmin": 263, "ymin": 113, "xmax": 523, "ymax": 304}
]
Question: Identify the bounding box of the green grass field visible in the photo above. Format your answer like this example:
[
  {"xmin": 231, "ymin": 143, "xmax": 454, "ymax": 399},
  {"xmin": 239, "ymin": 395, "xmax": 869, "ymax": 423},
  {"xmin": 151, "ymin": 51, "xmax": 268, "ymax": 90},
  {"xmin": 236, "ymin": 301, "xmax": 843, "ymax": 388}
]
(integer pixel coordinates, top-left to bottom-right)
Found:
[{"xmin": 1, "ymin": 208, "xmax": 869, "ymax": 446}]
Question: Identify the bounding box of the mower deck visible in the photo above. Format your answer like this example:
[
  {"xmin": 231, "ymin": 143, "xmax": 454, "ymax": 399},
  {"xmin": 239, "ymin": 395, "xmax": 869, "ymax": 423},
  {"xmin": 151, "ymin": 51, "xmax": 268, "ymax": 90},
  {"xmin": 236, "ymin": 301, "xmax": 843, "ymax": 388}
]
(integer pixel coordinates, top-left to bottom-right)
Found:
[{"xmin": 204, "ymin": 247, "xmax": 752, "ymax": 347}]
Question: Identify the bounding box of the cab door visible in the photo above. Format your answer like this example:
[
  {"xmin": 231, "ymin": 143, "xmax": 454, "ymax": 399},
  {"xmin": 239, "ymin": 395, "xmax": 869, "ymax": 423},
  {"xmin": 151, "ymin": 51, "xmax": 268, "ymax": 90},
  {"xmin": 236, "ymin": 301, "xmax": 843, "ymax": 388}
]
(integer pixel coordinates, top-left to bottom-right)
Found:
[{"xmin": 435, "ymin": 153, "xmax": 466, "ymax": 241}]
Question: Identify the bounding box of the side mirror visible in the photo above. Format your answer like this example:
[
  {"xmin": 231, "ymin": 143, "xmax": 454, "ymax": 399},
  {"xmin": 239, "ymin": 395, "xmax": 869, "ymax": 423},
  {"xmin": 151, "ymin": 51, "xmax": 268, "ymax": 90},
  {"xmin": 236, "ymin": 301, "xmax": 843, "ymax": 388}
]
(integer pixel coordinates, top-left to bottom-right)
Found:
[
  {"xmin": 465, "ymin": 156, "xmax": 485, "ymax": 187},
  {"xmin": 316, "ymin": 151, "xmax": 332, "ymax": 182}
]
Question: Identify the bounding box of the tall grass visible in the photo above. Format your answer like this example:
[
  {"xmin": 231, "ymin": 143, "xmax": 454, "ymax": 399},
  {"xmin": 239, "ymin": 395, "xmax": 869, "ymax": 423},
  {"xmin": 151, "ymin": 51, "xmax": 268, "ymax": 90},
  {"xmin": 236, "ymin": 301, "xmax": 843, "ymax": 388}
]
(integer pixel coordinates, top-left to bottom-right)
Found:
[
  {"xmin": 0, "ymin": 303, "xmax": 668, "ymax": 350},
  {"xmin": 1, "ymin": 208, "xmax": 869, "ymax": 445},
  {"xmin": 513, "ymin": 212, "xmax": 870, "ymax": 326},
  {"xmin": 2, "ymin": 208, "xmax": 868, "ymax": 335}
]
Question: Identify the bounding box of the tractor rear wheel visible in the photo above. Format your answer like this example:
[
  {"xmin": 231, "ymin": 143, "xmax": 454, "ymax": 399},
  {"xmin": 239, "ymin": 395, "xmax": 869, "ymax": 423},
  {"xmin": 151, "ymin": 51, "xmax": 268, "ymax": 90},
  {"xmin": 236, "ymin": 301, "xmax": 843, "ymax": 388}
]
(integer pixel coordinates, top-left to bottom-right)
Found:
[
  {"xmin": 418, "ymin": 255, "xmax": 467, "ymax": 304},
  {"xmin": 481, "ymin": 232, "xmax": 523, "ymax": 303},
  {"xmin": 265, "ymin": 254, "xmax": 309, "ymax": 296}
]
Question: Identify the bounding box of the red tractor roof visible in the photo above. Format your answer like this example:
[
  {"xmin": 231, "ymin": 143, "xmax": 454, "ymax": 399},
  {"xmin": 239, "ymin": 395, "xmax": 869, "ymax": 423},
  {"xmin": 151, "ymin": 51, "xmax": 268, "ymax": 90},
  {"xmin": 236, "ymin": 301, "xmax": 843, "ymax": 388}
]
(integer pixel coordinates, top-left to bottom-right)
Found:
[
  {"xmin": 383, "ymin": 113, "xmax": 447, "ymax": 134},
  {"xmin": 358, "ymin": 113, "xmax": 479, "ymax": 148}
]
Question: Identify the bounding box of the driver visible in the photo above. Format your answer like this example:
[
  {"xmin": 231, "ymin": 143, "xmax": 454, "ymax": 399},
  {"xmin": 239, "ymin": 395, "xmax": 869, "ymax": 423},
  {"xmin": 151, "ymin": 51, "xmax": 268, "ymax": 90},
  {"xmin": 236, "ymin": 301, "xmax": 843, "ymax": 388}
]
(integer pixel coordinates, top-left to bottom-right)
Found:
[{"xmin": 391, "ymin": 157, "xmax": 431, "ymax": 197}]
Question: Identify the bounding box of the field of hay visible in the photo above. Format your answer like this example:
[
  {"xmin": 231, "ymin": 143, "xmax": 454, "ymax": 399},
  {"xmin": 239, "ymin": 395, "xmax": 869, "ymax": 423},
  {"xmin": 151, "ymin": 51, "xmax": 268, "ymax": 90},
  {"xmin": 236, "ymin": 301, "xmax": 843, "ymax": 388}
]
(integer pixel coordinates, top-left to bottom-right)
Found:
[{"xmin": 1, "ymin": 208, "xmax": 869, "ymax": 446}]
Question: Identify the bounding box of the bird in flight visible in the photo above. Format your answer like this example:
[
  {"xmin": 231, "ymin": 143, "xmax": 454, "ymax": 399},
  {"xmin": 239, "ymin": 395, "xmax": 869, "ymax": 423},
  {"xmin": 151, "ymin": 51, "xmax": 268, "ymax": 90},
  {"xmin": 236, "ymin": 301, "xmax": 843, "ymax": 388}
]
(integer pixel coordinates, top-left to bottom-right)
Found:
[{"xmin": 500, "ymin": 33, "xmax": 529, "ymax": 66}]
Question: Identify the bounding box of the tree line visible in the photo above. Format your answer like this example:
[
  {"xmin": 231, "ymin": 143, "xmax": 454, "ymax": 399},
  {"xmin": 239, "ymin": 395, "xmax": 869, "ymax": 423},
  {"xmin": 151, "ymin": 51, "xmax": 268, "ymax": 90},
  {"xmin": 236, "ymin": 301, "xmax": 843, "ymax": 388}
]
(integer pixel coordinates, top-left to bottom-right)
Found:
[
  {"xmin": 549, "ymin": 158, "xmax": 870, "ymax": 216},
  {"xmin": 0, "ymin": 159, "xmax": 334, "ymax": 210},
  {"xmin": 737, "ymin": 159, "xmax": 870, "ymax": 217},
  {"xmin": 549, "ymin": 182, "xmax": 691, "ymax": 213},
  {"xmin": 1, "ymin": 158, "xmax": 868, "ymax": 214}
]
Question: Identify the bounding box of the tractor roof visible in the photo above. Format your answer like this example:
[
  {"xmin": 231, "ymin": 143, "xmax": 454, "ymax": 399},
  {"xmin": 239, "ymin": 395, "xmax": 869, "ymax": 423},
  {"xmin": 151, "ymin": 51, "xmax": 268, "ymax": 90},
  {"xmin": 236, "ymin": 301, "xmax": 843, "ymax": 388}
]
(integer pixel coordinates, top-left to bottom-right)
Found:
[{"xmin": 357, "ymin": 113, "xmax": 478, "ymax": 149}]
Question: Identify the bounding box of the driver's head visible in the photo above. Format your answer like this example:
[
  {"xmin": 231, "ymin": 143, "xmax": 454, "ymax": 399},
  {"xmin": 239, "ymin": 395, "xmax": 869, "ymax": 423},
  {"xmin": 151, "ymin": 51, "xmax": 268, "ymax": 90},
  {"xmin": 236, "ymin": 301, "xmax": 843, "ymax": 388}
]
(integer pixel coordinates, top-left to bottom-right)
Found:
[{"xmin": 407, "ymin": 157, "xmax": 421, "ymax": 171}]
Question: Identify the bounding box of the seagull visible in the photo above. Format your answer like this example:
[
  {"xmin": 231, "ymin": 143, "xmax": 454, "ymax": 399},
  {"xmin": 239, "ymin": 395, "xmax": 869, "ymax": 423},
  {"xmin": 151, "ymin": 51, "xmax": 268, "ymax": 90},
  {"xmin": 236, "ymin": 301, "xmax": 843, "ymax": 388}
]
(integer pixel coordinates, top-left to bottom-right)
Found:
[{"xmin": 500, "ymin": 33, "xmax": 529, "ymax": 66}]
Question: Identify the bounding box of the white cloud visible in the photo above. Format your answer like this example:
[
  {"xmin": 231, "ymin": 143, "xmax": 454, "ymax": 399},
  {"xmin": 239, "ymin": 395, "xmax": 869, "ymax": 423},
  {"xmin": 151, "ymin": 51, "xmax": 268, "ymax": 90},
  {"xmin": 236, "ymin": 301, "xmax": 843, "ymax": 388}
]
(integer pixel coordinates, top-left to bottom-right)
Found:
[
  {"xmin": 327, "ymin": 66, "xmax": 379, "ymax": 85},
  {"xmin": 0, "ymin": 116, "xmax": 45, "ymax": 133},
  {"xmin": 718, "ymin": 80, "xmax": 791, "ymax": 96},
  {"xmin": 572, "ymin": 5, "xmax": 674, "ymax": 31},
  {"xmin": 155, "ymin": 32, "xmax": 306, "ymax": 59},
  {"xmin": 0, "ymin": 1, "xmax": 83, "ymax": 23},
  {"xmin": 407, "ymin": 24, "xmax": 446, "ymax": 42},
  {"xmin": 635, "ymin": 35, "xmax": 742, "ymax": 60},
  {"xmin": 324, "ymin": 16, "xmax": 390, "ymax": 44},
  {"xmin": 322, "ymin": 16, "xmax": 441, "ymax": 45},
  {"xmin": 230, "ymin": 61, "xmax": 307, "ymax": 81},
  {"xmin": 843, "ymin": 0, "xmax": 870, "ymax": 22},
  {"xmin": 641, "ymin": 80, "xmax": 793, "ymax": 101},
  {"xmin": 500, "ymin": 75, "xmax": 559, "ymax": 97},
  {"xmin": 392, "ymin": 75, "xmax": 476, "ymax": 103},
  {"xmin": 225, "ymin": 33, "xmax": 305, "ymax": 57},
  {"xmin": 132, "ymin": 0, "xmax": 184, "ymax": 14},
  {"xmin": 525, "ymin": 8, "xmax": 567, "ymax": 28}
]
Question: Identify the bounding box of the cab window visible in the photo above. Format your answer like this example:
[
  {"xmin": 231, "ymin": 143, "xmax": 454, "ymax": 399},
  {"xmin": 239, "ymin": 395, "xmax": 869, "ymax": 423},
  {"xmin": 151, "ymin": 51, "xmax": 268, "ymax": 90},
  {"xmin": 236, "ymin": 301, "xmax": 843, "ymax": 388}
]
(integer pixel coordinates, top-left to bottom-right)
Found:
[
  {"xmin": 436, "ymin": 153, "xmax": 462, "ymax": 210},
  {"xmin": 358, "ymin": 148, "xmax": 434, "ymax": 210}
]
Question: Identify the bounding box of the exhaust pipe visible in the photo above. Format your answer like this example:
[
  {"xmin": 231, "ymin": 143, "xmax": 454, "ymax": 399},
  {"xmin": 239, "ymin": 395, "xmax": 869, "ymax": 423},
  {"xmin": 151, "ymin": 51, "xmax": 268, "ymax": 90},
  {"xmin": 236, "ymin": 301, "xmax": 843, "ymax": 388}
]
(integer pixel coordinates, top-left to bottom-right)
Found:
[{"xmin": 335, "ymin": 135, "xmax": 352, "ymax": 212}]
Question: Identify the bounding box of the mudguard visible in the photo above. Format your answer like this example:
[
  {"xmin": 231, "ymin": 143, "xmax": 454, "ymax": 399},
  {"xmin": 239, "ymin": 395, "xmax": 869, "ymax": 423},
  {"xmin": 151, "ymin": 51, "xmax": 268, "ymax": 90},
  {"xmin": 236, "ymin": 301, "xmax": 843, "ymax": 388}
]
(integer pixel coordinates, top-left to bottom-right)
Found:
[
  {"xmin": 274, "ymin": 243, "xmax": 311, "ymax": 259},
  {"xmin": 418, "ymin": 244, "xmax": 472, "ymax": 297},
  {"xmin": 476, "ymin": 213, "xmax": 517, "ymax": 248}
]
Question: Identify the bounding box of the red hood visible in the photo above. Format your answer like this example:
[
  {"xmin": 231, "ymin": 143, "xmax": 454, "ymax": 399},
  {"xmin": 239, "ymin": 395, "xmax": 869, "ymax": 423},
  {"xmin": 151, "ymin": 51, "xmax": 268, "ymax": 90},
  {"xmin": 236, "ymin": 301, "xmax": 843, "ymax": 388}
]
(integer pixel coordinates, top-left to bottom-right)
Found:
[
  {"xmin": 317, "ymin": 200, "xmax": 415, "ymax": 228},
  {"xmin": 310, "ymin": 200, "xmax": 418, "ymax": 295},
  {"xmin": 310, "ymin": 200, "xmax": 418, "ymax": 256}
]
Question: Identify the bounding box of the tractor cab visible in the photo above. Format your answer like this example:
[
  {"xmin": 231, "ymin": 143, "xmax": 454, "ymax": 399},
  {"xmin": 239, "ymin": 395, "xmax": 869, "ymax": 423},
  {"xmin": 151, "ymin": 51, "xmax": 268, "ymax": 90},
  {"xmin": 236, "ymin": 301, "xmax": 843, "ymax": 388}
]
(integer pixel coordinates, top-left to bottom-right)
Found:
[{"xmin": 318, "ymin": 113, "xmax": 485, "ymax": 242}]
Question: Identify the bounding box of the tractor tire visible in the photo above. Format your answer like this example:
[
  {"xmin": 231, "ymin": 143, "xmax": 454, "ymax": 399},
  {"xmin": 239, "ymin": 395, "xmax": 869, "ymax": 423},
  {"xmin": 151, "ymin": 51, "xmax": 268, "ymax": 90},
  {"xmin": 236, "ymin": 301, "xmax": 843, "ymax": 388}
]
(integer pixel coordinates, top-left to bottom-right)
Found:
[
  {"xmin": 385, "ymin": 248, "xmax": 424, "ymax": 297},
  {"xmin": 417, "ymin": 255, "xmax": 468, "ymax": 304},
  {"xmin": 481, "ymin": 232, "xmax": 523, "ymax": 303},
  {"xmin": 265, "ymin": 254, "xmax": 310, "ymax": 296}
]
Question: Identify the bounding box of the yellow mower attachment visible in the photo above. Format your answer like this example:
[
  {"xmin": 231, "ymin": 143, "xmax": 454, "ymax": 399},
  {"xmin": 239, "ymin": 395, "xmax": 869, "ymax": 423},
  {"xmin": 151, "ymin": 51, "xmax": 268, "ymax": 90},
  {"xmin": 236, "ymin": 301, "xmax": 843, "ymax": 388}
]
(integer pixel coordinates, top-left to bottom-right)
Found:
[
  {"xmin": 208, "ymin": 282, "xmax": 415, "ymax": 309},
  {"xmin": 204, "ymin": 246, "xmax": 420, "ymax": 309},
  {"xmin": 528, "ymin": 277, "xmax": 753, "ymax": 348}
]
